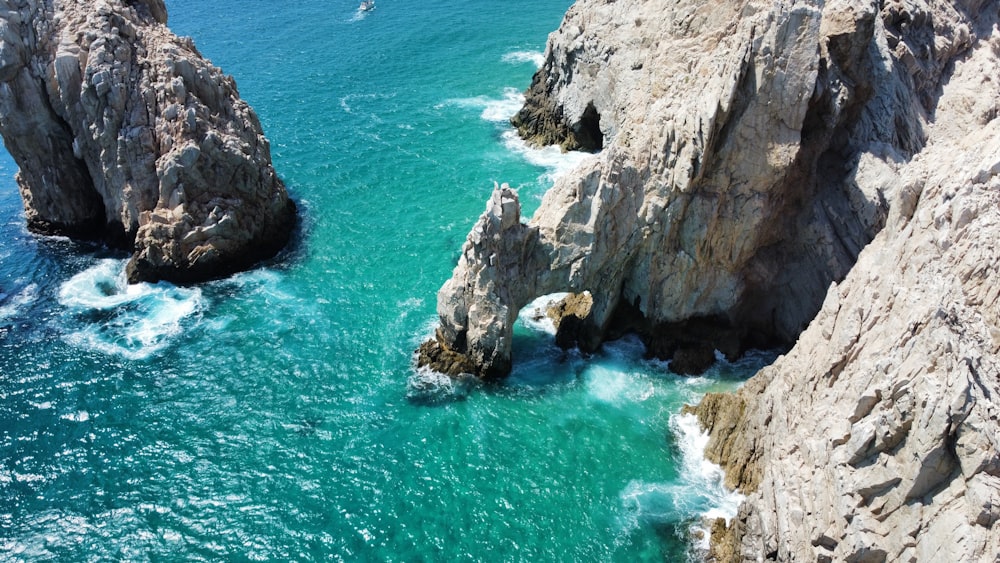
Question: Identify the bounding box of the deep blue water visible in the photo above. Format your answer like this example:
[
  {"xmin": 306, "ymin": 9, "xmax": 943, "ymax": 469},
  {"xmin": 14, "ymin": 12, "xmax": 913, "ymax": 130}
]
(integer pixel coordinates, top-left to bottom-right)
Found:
[{"xmin": 0, "ymin": 1, "xmax": 769, "ymax": 560}]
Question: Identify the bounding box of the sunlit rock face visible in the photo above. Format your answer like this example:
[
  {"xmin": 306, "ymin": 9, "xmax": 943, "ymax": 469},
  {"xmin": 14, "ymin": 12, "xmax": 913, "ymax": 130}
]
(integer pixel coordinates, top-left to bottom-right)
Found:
[
  {"xmin": 425, "ymin": 0, "xmax": 1000, "ymax": 557},
  {"xmin": 694, "ymin": 27, "xmax": 1000, "ymax": 557},
  {"xmin": 0, "ymin": 0, "xmax": 295, "ymax": 283},
  {"xmin": 423, "ymin": 0, "xmax": 940, "ymax": 377}
]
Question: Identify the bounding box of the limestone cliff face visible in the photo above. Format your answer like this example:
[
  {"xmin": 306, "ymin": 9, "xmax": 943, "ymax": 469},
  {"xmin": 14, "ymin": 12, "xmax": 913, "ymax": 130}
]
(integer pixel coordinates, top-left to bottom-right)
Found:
[
  {"xmin": 0, "ymin": 0, "xmax": 295, "ymax": 283},
  {"xmin": 423, "ymin": 0, "xmax": 970, "ymax": 377}
]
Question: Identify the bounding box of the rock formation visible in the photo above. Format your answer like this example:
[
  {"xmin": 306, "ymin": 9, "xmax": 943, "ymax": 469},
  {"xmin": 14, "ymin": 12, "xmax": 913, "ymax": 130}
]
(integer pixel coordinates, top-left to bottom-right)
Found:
[
  {"xmin": 0, "ymin": 0, "xmax": 295, "ymax": 283},
  {"xmin": 691, "ymin": 7, "xmax": 1000, "ymax": 558},
  {"xmin": 422, "ymin": 0, "xmax": 954, "ymax": 377},
  {"xmin": 422, "ymin": 0, "xmax": 1000, "ymax": 558}
]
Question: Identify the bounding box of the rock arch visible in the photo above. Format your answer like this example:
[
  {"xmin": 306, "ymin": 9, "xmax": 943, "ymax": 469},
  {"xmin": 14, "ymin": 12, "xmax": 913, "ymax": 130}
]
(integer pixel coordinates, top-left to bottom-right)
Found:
[{"xmin": 419, "ymin": 0, "xmax": 931, "ymax": 379}]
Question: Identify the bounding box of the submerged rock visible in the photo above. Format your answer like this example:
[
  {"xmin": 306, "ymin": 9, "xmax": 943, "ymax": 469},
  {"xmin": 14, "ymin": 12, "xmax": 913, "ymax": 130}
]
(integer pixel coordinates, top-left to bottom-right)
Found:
[
  {"xmin": 0, "ymin": 0, "xmax": 295, "ymax": 283},
  {"xmin": 405, "ymin": 365, "xmax": 476, "ymax": 405}
]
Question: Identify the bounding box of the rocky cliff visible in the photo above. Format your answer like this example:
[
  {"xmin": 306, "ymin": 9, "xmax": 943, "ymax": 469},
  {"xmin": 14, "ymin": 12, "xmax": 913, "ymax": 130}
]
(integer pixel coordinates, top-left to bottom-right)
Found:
[
  {"xmin": 422, "ymin": 0, "xmax": 964, "ymax": 377},
  {"xmin": 422, "ymin": 0, "xmax": 1000, "ymax": 558},
  {"xmin": 691, "ymin": 4, "xmax": 1000, "ymax": 559},
  {"xmin": 0, "ymin": 0, "xmax": 295, "ymax": 283}
]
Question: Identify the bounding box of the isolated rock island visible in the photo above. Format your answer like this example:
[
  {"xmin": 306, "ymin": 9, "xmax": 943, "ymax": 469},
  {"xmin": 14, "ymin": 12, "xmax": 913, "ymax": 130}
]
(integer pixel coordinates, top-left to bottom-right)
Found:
[
  {"xmin": 421, "ymin": 0, "xmax": 999, "ymax": 559},
  {"xmin": 0, "ymin": 0, "xmax": 295, "ymax": 283}
]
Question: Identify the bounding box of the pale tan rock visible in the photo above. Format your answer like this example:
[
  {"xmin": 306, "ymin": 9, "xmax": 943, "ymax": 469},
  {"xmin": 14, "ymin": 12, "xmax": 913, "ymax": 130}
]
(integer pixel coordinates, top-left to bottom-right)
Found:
[
  {"xmin": 426, "ymin": 0, "xmax": 932, "ymax": 376},
  {"xmin": 426, "ymin": 0, "xmax": 1000, "ymax": 558},
  {"xmin": 0, "ymin": 0, "xmax": 295, "ymax": 283},
  {"xmin": 693, "ymin": 9, "xmax": 1000, "ymax": 560}
]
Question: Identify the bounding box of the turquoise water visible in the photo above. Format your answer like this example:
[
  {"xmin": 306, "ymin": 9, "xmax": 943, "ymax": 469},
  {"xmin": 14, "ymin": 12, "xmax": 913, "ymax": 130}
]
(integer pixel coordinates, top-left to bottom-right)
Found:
[{"xmin": 0, "ymin": 1, "xmax": 772, "ymax": 560}]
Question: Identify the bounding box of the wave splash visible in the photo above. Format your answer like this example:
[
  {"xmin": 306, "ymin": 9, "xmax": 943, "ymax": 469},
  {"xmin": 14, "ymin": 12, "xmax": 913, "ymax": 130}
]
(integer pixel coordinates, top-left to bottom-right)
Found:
[
  {"xmin": 405, "ymin": 366, "xmax": 476, "ymax": 405},
  {"xmin": 57, "ymin": 259, "xmax": 204, "ymax": 360},
  {"xmin": 617, "ymin": 412, "xmax": 745, "ymax": 557},
  {"xmin": 445, "ymin": 61, "xmax": 599, "ymax": 186},
  {"xmin": 442, "ymin": 87, "xmax": 526, "ymax": 124},
  {"xmin": 501, "ymin": 130, "xmax": 597, "ymax": 185},
  {"xmin": 501, "ymin": 50, "xmax": 545, "ymax": 68},
  {"xmin": 516, "ymin": 292, "xmax": 568, "ymax": 335},
  {"xmin": 620, "ymin": 406, "xmax": 746, "ymax": 561},
  {"xmin": 671, "ymin": 412, "xmax": 745, "ymax": 523}
]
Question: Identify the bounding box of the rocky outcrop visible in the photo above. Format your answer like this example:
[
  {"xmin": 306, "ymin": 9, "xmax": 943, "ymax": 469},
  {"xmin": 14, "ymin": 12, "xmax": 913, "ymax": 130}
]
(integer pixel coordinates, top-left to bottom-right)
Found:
[
  {"xmin": 422, "ymin": 183, "xmax": 543, "ymax": 379},
  {"xmin": 422, "ymin": 0, "xmax": 962, "ymax": 377},
  {"xmin": 423, "ymin": 0, "xmax": 1000, "ymax": 558},
  {"xmin": 691, "ymin": 9, "xmax": 1000, "ymax": 558},
  {"xmin": 0, "ymin": 0, "xmax": 295, "ymax": 283},
  {"xmin": 546, "ymin": 291, "xmax": 593, "ymax": 349}
]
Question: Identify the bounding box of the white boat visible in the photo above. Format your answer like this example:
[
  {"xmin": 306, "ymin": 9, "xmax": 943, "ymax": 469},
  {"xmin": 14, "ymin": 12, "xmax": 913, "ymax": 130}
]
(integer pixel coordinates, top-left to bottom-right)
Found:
[{"xmin": 359, "ymin": 0, "xmax": 374, "ymax": 11}]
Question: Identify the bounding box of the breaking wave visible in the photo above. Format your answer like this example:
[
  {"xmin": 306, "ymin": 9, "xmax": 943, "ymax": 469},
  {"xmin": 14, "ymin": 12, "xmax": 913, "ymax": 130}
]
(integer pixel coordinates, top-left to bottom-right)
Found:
[
  {"xmin": 444, "ymin": 85, "xmax": 598, "ymax": 186},
  {"xmin": 501, "ymin": 129, "xmax": 598, "ymax": 183},
  {"xmin": 516, "ymin": 292, "xmax": 569, "ymax": 335},
  {"xmin": 405, "ymin": 366, "xmax": 476, "ymax": 405},
  {"xmin": 501, "ymin": 50, "xmax": 545, "ymax": 68},
  {"xmin": 616, "ymin": 412, "xmax": 745, "ymax": 559},
  {"xmin": 57, "ymin": 260, "xmax": 204, "ymax": 360},
  {"xmin": 443, "ymin": 87, "xmax": 526, "ymax": 123}
]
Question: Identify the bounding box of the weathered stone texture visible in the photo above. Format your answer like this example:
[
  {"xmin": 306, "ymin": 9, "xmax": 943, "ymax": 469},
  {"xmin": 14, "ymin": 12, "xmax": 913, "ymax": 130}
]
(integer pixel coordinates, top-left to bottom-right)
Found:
[
  {"xmin": 426, "ymin": 0, "xmax": 1000, "ymax": 559},
  {"xmin": 425, "ymin": 0, "xmax": 951, "ymax": 377},
  {"xmin": 0, "ymin": 0, "xmax": 295, "ymax": 283},
  {"xmin": 690, "ymin": 1, "xmax": 1000, "ymax": 560},
  {"xmin": 697, "ymin": 86, "xmax": 1000, "ymax": 558}
]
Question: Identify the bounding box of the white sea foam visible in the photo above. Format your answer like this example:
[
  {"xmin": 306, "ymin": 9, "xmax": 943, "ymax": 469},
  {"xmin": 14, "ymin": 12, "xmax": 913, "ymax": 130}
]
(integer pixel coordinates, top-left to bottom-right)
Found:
[
  {"xmin": 501, "ymin": 129, "xmax": 598, "ymax": 183},
  {"xmin": 405, "ymin": 365, "xmax": 475, "ymax": 405},
  {"xmin": 444, "ymin": 86, "xmax": 598, "ymax": 184},
  {"xmin": 444, "ymin": 88, "xmax": 527, "ymax": 123},
  {"xmin": 57, "ymin": 259, "xmax": 203, "ymax": 360},
  {"xmin": 583, "ymin": 361, "xmax": 655, "ymax": 404},
  {"xmin": 225, "ymin": 268, "xmax": 295, "ymax": 305},
  {"xmin": 0, "ymin": 283, "xmax": 37, "ymax": 320},
  {"xmin": 482, "ymin": 87, "xmax": 528, "ymax": 122},
  {"xmin": 501, "ymin": 50, "xmax": 545, "ymax": 68},
  {"xmin": 58, "ymin": 260, "xmax": 137, "ymax": 310},
  {"xmin": 616, "ymin": 412, "xmax": 745, "ymax": 557},
  {"xmin": 348, "ymin": 6, "xmax": 372, "ymax": 22},
  {"xmin": 516, "ymin": 292, "xmax": 569, "ymax": 335},
  {"xmin": 620, "ymin": 481, "xmax": 690, "ymax": 525},
  {"xmin": 670, "ymin": 411, "xmax": 746, "ymax": 550}
]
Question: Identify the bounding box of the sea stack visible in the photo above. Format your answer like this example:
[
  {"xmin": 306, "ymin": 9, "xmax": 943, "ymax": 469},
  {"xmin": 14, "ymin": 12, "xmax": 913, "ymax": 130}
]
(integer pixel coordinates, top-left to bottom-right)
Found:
[
  {"xmin": 421, "ymin": 0, "xmax": 1000, "ymax": 558},
  {"xmin": 0, "ymin": 0, "xmax": 295, "ymax": 283}
]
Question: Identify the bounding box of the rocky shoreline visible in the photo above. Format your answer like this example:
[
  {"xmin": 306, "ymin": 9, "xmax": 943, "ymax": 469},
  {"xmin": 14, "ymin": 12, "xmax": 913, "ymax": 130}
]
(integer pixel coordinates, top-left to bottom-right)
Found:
[
  {"xmin": 0, "ymin": 0, "xmax": 296, "ymax": 283},
  {"xmin": 422, "ymin": 0, "xmax": 1000, "ymax": 559},
  {"xmin": 420, "ymin": 0, "xmax": 919, "ymax": 379}
]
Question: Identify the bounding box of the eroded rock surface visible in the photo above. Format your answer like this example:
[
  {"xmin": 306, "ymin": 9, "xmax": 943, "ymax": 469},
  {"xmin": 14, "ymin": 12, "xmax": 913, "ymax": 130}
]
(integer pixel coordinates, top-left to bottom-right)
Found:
[
  {"xmin": 693, "ymin": 23, "xmax": 1000, "ymax": 557},
  {"xmin": 425, "ymin": 0, "xmax": 1000, "ymax": 558},
  {"xmin": 0, "ymin": 0, "xmax": 295, "ymax": 283},
  {"xmin": 423, "ymin": 0, "xmax": 960, "ymax": 377}
]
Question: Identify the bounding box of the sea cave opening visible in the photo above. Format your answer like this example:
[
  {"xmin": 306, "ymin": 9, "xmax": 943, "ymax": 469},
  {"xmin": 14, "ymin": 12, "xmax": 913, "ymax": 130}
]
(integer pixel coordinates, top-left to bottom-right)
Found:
[{"xmin": 573, "ymin": 102, "xmax": 604, "ymax": 152}]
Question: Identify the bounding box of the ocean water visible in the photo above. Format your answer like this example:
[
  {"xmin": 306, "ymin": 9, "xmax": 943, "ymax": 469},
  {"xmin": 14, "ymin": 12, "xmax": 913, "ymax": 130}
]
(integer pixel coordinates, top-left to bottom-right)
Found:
[{"xmin": 0, "ymin": 0, "xmax": 772, "ymax": 560}]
